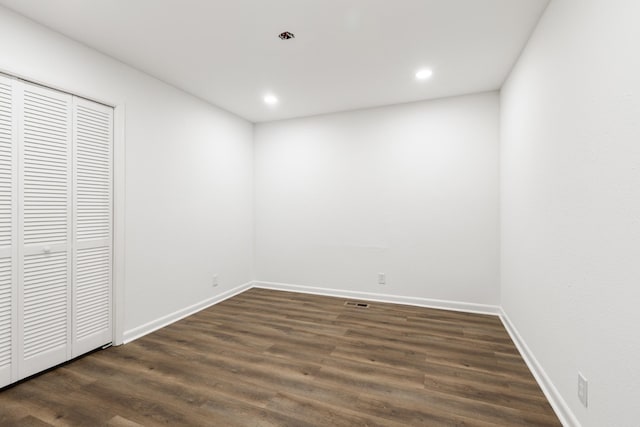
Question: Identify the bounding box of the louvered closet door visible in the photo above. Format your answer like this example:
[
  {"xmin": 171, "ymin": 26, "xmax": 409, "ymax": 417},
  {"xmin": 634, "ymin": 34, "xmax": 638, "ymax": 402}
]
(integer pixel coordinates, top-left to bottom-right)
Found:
[
  {"xmin": 72, "ymin": 98, "xmax": 112, "ymax": 357},
  {"xmin": 17, "ymin": 82, "xmax": 73, "ymax": 379},
  {"xmin": 0, "ymin": 74, "xmax": 17, "ymax": 387}
]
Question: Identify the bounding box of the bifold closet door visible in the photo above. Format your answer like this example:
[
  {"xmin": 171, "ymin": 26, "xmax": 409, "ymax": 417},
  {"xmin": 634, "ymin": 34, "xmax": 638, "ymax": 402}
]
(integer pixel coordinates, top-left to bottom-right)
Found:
[
  {"xmin": 0, "ymin": 76, "xmax": 112, "ymax": 386},
  {"xmin": 71, "ymin": 97, "xmax": 112, "ymax": 357},
  {"xmin": 17, "ymin": 82, "xmax": 73, "ymax": 379},
  {"xmin": 0, "ymin": 74, "xmax": 17, "ymax": 388}
]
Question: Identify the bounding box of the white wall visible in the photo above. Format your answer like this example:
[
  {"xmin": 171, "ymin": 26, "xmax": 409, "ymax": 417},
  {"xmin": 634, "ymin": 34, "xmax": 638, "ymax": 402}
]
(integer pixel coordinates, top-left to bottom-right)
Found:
[
  {"xmin": 11, "ymin": 3, "xmax": 638, "ymax": 424},
  {"xmin": 0, "ymin": 7, "xmax": 254, "ymax": 338},
  {"xmin": 255, "ymin": 93, "xmax": 500, "ymax": 306},
  {"xmin": 500, "ymin": 0, "xmax": 640, "ymax": 425}
]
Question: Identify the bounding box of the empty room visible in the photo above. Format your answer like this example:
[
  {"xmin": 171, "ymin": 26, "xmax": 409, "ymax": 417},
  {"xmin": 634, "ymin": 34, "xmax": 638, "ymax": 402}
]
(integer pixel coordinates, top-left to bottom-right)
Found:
[{"xmin": 0, "ymin": 0, "xmax": 638, "ymax": 426}]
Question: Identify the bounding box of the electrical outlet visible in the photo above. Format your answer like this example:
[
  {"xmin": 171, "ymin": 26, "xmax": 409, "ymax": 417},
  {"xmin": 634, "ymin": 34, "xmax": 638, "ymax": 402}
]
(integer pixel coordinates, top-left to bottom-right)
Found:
[
  {"xmin": 212, "ymin": 274, "xmax": 219, "ymax": 287},
  {"xmin": 578, "ymin": 372, "xmax": 588, "ymax": 407},
  {"xmin": 378, "ymin": 273, "xmax": 386, "ymax": 285}
]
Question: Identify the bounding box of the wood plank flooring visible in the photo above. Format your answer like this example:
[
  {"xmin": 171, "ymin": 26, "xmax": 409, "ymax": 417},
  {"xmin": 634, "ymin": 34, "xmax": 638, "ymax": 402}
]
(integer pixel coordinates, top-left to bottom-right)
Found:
[{"xmin": 0, "ymin": 288, "xmax": 561, "ymax": 426}]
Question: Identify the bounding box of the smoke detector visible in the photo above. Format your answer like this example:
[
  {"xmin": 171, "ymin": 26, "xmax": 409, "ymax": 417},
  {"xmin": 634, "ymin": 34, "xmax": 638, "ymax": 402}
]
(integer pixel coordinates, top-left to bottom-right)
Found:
[{"xmin": 278, "ymin": 31, "xmax": 295, "ymax": 40}]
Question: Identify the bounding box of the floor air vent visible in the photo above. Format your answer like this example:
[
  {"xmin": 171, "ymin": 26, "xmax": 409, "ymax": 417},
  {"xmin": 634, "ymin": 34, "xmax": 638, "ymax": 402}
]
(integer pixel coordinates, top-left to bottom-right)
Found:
[{"xmin": 344, "ymin": 301, "xmax": 370, "ymax": 308}]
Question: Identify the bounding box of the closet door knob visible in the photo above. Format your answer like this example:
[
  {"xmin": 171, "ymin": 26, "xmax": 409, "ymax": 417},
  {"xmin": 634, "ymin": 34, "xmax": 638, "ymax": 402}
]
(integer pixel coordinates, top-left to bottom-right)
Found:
[{"xmin": 43, "ymin": 246, "xmax": 51, "ymax": 254}]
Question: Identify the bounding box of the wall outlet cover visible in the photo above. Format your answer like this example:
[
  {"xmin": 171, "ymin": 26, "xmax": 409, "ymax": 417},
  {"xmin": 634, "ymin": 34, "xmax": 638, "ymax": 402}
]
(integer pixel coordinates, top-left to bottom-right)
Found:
[{"xmin": 578, "ymin": 372, "xmax": 588, "ymax": 408}]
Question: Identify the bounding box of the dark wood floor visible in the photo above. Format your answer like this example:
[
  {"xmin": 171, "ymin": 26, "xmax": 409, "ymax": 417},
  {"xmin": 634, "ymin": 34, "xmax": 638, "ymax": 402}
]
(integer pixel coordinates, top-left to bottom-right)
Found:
[{"xmin": 0, "ymin": 288, "xmax": 560, "ymax": 426}]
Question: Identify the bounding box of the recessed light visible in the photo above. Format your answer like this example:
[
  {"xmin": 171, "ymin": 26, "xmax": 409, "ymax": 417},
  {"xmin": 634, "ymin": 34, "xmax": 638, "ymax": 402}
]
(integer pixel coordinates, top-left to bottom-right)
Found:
[
  {"xmin": 264, "ymin": 94, "xmax": 278, "ymax": 105},
  {"xmin": 415, "ymin": 69, "xmax": 433, "ymax": 80}
]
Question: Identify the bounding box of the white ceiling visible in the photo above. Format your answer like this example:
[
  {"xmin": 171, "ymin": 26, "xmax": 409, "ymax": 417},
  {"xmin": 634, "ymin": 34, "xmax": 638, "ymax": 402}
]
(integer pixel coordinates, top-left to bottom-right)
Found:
[{"xmin": 0, "ymin": 0, "xmax": 549, "ymax": 122}]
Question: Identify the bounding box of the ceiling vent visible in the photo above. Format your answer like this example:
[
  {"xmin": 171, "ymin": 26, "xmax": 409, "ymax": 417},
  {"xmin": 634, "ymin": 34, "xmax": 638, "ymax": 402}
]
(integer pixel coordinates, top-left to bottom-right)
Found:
[{"xmin": 278, "ymin": 31, "xmax": 295, "ymax": 40}]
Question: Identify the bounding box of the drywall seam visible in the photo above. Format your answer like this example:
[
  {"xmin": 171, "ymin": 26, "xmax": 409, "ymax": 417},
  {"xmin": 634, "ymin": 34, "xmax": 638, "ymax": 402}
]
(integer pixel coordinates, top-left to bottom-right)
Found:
[
  {"xmin": 253, "ymin": 281, "xmax": 501, "ymax": 316},
  {"xmin": 122, "ymin": 281, "xmax": 253, "ymax": 343},
  {"xmin": 500, "ymin": 308, "xmax": 580, "ymax": 427}
]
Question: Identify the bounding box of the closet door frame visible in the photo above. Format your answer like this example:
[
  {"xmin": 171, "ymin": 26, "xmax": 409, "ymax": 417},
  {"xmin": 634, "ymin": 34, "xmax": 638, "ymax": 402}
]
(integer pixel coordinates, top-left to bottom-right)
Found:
[{"xmin": 0, "ymin": 68, "xmax": 126, "ymax": 350}]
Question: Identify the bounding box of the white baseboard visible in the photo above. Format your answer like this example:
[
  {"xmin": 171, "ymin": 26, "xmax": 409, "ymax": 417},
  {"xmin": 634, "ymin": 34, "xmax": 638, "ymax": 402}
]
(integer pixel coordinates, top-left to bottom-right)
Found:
[
  {"xmin": 499, "ymin": 309, "xmax": 579, "ymax": 427},
  {"xmin": 122, "ymin": 280, "xmax": 499, "ymax": 345},
  {"xmin": 122, "ymin": 281, "xmax": 253, "ymax": 344},
  {"xmin": 252, "ymin": 280, "xmax": 501, "ymax": 316}
]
